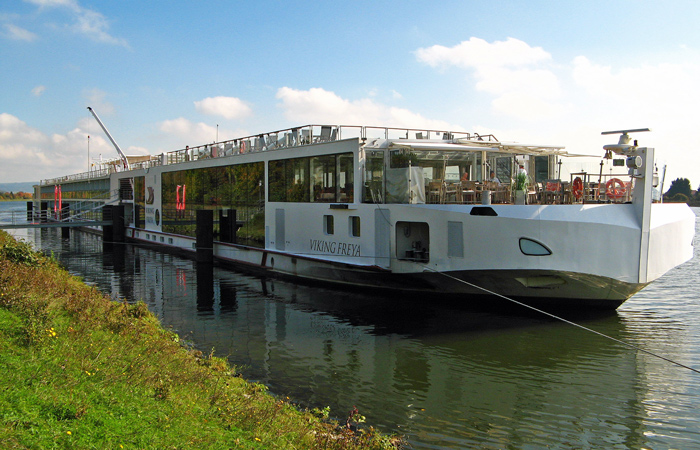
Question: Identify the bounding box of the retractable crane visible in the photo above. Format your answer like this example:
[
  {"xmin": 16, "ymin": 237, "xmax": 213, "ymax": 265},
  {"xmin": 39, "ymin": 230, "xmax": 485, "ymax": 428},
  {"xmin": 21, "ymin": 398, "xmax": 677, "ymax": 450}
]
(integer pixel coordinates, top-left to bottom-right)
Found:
[{"xmin": 87, "ymin": 106, "xmax": 129, "ymax": 170}]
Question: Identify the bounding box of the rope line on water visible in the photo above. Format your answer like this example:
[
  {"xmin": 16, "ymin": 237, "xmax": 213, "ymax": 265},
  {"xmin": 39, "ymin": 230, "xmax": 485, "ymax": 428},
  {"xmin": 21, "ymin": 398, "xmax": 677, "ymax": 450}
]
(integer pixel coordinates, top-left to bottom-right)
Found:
[{"xmin": 422, "ymin": 265, "xmax": 700, "ymax": 375}]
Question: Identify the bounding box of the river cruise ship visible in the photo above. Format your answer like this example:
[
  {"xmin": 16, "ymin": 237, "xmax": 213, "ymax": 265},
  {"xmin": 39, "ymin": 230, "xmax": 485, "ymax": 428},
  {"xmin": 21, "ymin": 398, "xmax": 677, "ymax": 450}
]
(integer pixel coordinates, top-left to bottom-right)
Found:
[{"xmin": 36, "ymin": 124, "xmax": 695, "ymax": 309}]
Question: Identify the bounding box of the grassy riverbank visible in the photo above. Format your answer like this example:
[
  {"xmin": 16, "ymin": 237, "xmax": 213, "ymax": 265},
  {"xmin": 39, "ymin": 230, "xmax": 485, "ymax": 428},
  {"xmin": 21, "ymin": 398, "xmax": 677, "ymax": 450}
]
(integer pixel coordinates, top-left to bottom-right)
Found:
[{"xmin": 0, "ymin": 231, "xmax": 401, "ymax": 449}]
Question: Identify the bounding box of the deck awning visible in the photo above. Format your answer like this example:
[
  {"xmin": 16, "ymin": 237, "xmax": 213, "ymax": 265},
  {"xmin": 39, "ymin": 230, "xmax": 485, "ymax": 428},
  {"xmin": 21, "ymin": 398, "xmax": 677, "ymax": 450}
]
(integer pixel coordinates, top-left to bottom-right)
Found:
[
  {"xmin": 386, "ymin": 140, "xmax": 499, "ymax": 152},
  {"xmin": 383, "ymin": 139, "xmax": 596, "ymax": 158}
]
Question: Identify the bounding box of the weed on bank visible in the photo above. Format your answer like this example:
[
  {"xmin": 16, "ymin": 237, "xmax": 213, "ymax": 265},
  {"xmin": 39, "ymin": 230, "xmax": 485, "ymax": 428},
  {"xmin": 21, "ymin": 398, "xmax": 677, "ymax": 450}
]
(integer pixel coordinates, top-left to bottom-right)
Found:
[{"xmin": 0, "ymin": 232, "xmax": 402, "ymax": 449}]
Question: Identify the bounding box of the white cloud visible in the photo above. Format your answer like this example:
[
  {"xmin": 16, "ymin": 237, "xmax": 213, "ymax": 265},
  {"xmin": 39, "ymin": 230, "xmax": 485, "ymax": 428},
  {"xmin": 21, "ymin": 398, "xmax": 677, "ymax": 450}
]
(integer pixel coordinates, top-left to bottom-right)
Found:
[
  {"xmin": 572, "ymin": 56, "xmax": 700, "ymax": 114},
  {"xmin": 159, "ymin": 117, "xmax": 218, "ymax": 144},
  {"xmin": 0, "ymin": 112, "xmax": 114, "ymax": 182},
  {"xmin": 157, "ymin": 117, "xmax": 247, "ymax": 149},
  {"xmin": 416, "ymin": 37, "xmax": 561, "ymax": 120},
  {"xmin": 565, "ymin": 55, "xmax": 700, "ymax": 185},
  {"xmin": 72, "ymin": 8, "xmax": 127, "ymax": 47},
  {"xmin": 194, "ymin": 96, "xmax": 252, "ymax": 120},
  {"xmin": 24, "ymin": 0, "xmax": 128, "ymax": 47},
  {"xmin": 3, "ymin": 23, "xmax": 38, "ymax": 41},
  {"xmin": 83, "ymin": 88, "xmax": 114, "ymax": 115},
  {"xmin": 276, "ymin": 87, "xmax": 462, "ymax": 130},
  {"xmin": 0, "ymin": 111, "xmax": 153, "ymax": 183},
  {"xmin": 415, "ymin": 37, "xmax": 700, "ymax": 185},
  {"xmin": 123, "ymin": 145, "xmax": 150, "ymax": 156},
  {"xmin": 0, "ymin": 113, "xmax": 48, "ymax": 158},
  {"xmin": 25, "ymin": 0, "xmax": 80, "ymax": 8},
  {"xmin": 415, "ymin": 37, "xmax": 551, "ymax": 70},
  {"xmin": 32, "ymin": 85, "xmax": 46, "ymax": 96}
]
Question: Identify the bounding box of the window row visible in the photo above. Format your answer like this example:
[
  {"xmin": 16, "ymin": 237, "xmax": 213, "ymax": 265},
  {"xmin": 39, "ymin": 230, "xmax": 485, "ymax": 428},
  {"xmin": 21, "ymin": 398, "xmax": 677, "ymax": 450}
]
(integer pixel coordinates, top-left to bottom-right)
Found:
[{"xmin": 323, "ymin": 215, "xmax": 360, "ymax": 237}]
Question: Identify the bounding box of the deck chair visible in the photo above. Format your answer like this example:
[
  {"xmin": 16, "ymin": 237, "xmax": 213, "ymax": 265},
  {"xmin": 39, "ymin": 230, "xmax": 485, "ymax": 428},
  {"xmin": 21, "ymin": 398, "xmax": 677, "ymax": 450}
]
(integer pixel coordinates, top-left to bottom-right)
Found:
[
  {"xmin": 318, "ymin": 126, "xmax": 332, "ymax": 142},
  {"xmin": 543, "ymin": 180, "xmax": 562, "ymax": 204},
  {"xmin": 428, "ymin": 181, "xmax": 443, "ymax": 203},
  {"xmin": 461, "ymin": 180, "xmax": 478, "ymax": 203},
  {"xmin": 301, "ymin": 129, "xmax": 311, "ymax": 144}
]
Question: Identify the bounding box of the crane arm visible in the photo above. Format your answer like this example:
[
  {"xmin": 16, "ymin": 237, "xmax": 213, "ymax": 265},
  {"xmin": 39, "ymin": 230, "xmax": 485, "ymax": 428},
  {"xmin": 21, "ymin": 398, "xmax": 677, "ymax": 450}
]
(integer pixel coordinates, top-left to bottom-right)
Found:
[{"xmin": 87, "ymin": 106, "xmax": 129, "ymax": 170}]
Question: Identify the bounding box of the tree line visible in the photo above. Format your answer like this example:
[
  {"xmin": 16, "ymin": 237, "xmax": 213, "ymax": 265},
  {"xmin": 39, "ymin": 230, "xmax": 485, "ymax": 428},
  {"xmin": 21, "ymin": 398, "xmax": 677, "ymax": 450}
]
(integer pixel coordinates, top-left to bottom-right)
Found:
[
  {"xmin": 0, "ymin": 191, "xmax": 33, "ymax": 200},
  {"xmin": 664, "ymin": 178, "xmax": 700, "ymax": 205}
]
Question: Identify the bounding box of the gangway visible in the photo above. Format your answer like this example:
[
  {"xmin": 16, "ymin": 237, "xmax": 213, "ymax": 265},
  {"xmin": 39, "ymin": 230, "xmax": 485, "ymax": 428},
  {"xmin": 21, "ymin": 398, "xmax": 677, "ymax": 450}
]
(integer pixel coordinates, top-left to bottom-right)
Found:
[
  {"xmin": 0, "ymin": 221, "xmax": 114, "ymax": 230},
  {"xmin": 0, "ymin": 200, "xmax": 118, "ymax": 230}
]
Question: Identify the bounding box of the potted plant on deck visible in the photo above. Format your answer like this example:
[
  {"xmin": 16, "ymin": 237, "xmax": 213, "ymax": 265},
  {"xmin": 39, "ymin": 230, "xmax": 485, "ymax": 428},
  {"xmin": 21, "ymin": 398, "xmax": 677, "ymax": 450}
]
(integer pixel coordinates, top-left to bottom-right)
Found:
[{"xmin": 514, "ymin": 172, "xmax": 528, "ymax": 205}]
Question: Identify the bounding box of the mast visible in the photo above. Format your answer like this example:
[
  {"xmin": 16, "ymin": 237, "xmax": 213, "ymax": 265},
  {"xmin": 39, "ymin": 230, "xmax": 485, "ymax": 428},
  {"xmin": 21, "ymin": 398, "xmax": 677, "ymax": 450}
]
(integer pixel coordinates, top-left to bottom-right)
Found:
[{"xmin": 87, "ymin": 106, "xmax": 129, "ymax": 170}]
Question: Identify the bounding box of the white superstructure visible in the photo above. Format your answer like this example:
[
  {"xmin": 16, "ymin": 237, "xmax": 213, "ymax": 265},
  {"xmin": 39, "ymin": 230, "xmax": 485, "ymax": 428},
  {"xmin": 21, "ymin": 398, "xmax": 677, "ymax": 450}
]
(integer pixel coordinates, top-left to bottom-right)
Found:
[{"xmin": 38, "ymin": 125, "xmax": 695, "ymax": 309}]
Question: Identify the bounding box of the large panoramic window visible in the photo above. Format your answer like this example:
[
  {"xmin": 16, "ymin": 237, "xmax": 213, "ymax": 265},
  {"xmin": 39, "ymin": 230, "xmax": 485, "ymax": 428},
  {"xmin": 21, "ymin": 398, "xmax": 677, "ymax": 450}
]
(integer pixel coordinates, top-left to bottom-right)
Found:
[
  {"xmin": 363, "ymin": 150, "xmax": 385, "ymax": 203},
  {"xmin": 268, "ymin": 152, "xmax": 353, "ymax": 203},
  {"xmin": 40, "ymin": 179, "xmax": 110, "ymax": 201},
  {"xmin": 160, "ymin": 162, "xmax": 264, "ymax": 245},
  {"xmin": 133, "ymin": 176, "xmax": 145, "ymax": 227},
  {"xmin": 311, "ymin": 155, "xmax": 337, "ymax": 202},
  {"xmin": 269, "ymin": 157, "xmax": 310, "ymax": 202}
]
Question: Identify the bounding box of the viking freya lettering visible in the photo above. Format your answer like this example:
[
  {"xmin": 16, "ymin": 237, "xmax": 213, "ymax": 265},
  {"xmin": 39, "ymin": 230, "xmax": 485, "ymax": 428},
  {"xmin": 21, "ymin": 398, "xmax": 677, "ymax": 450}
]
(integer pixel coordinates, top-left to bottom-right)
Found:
[{"xmin": 309, "ymin": 239, "xmax": 361, "ymax": 257}]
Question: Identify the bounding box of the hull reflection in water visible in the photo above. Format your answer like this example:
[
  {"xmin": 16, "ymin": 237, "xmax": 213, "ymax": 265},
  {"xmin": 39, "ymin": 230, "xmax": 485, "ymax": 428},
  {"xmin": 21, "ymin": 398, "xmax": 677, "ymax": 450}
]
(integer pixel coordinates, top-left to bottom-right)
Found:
[{"xmin": 19, "ymin": 227, "xmax": 700, "ymax": 450}]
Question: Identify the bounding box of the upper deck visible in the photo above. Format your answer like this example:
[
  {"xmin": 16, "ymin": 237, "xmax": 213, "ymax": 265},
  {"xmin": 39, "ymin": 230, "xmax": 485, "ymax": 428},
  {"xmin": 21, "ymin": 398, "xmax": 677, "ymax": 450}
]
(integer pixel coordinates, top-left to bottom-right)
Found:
[{"xmin": 39, "ymin": 124, "xmax": 648, "ymax": 206}]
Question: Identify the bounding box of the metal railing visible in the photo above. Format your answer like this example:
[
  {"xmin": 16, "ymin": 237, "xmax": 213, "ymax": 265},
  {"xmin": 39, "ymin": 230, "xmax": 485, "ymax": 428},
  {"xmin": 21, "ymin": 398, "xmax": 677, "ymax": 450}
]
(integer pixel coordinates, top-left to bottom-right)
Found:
[
  {"xmin": 0, "ymin": 209, "xmax": 31, "ymax": 228},
  {"xmin": 40, "ymin": 125, "xmax": 497, "ymax": 183},
  {"xmin": 42, "ymin": 167, "xmax": 112, "ymax": 186},
  {"xmin": 161, "ymin": 125, "xmax": 495, "ymax": 167}
]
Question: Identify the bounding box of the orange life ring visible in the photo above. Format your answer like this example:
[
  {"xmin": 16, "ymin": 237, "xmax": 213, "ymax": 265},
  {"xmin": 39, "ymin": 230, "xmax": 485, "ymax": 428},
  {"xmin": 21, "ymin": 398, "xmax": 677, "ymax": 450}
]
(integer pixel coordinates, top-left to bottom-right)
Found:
[
  {"xmin": 572, "ymin": 177, "xmax": 583, "ymax": 199},
  {"xmin": 606, "ymin": 178, "xmax": 626, "ymax": 199}
]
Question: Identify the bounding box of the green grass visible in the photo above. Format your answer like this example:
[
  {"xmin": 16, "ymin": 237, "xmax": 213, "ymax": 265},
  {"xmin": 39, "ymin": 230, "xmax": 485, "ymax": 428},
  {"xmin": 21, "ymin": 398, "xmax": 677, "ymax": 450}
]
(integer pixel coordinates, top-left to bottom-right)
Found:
[{"xmin": 0, "ymin": 231, "xmax": 402, "ymax": 449}]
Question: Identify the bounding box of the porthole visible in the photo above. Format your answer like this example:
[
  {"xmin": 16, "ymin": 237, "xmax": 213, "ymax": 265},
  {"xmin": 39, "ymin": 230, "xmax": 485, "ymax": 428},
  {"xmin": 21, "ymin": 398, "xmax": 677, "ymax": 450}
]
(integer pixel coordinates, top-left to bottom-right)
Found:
[{"xmin": 519, "ymin": 238, "xmax": 552, "ymax": 256}]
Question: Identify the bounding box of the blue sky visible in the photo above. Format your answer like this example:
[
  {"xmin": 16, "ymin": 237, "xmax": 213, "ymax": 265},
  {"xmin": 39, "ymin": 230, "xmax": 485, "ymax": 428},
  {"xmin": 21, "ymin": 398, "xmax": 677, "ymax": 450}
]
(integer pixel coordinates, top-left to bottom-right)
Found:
[{"xmin": 2, "ymin": 0, "xmax": 700, "ymax": 187}]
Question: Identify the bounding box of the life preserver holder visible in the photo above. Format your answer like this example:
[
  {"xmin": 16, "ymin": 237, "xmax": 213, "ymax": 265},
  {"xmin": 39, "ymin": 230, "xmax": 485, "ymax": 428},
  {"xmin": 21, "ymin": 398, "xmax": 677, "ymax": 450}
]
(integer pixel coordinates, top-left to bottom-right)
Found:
[
  {"xmin": 572, "ymin": 177, "xmax": 584, "ymax": 199},
  {"xmin": 606, "ymin": 178, "xmax": 626, "ymax": 199}
]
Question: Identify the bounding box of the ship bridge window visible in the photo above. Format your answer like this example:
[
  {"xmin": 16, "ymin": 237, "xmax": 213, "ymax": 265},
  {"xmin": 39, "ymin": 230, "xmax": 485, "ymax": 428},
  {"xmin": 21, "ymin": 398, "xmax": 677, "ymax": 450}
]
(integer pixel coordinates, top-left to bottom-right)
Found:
[{"xmin": 519, "ymin": 238, "xmax": 552, "ymax": 256}]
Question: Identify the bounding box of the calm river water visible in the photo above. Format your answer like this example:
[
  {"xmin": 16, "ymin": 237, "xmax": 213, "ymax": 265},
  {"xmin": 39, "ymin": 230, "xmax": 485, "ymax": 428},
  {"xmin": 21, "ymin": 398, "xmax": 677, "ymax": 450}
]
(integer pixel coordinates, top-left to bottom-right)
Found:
[{"xmin": 3, "ymin": 201, "xmax": 700, "ymax": 449}]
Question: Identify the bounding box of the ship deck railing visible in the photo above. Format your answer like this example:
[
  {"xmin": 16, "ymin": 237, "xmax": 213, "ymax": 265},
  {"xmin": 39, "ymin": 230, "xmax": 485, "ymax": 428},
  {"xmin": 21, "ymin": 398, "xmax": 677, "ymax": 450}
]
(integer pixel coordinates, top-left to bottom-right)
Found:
[
  {"xmin": 42, "ymin": 167, "xmax": 112, "ymax": 186},
  {"xmin": 163, "ymin": 125, "xmax": 495, "ymax": 167},
  {"xmin": 39, "ymin": 125, "xmax": 497, "ymax": 185}
]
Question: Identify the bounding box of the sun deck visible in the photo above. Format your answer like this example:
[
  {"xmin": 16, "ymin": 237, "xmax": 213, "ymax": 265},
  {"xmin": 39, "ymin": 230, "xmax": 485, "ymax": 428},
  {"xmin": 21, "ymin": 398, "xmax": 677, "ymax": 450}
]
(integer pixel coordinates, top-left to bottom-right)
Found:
[{"xmin": 40, "ymin": 124, "xmax": 646, "ymax": 208}]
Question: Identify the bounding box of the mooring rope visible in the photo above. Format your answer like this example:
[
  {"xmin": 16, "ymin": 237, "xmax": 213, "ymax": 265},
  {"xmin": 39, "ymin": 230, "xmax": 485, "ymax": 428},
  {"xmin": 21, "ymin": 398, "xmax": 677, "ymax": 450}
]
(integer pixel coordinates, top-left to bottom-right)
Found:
[{"xmin": 422, "ymin": 265, "xmax": 700, "ymax": 375}]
